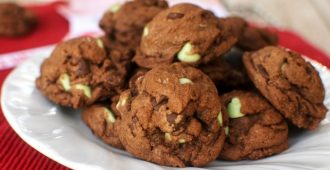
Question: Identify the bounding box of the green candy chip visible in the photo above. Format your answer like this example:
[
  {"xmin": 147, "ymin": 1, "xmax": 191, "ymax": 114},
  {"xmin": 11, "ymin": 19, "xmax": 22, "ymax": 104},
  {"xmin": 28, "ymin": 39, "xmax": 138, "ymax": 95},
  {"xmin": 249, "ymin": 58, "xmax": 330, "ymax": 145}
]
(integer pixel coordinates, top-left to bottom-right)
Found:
[
  {"xmin": 217, "ymin": 111, "xmax": 223, "ymax": 127},
  {"xmin": 109, "ymin": 3, "xmax": 121, "ymax": 13},
  {"xmin": 59, "ymin": 73, "xmax": 71, "ymax": 91},
  {"xmin": 225, "ymin": 126, "xmax": 229, "ymax": 136},
  {"xmin": 178, "ymin": 139, "xmax": 186, "ymax": 144},
  {"xmin": 179, "ymin": 78, "xmax": 193, "ymax": 85},
  {"xmin": 104, "ymin": 108, "xmax": 116, "ymax": 123},
  {"xmin": 165, "ymin": 133, "xmax": 172, "ymax": 141},
  {"xmin": 143, "ymin": 26, "xmax": 149, "ymax": 37},
  {"xmin": 177, "ymin": 42, "xmax": 201, "ymax": 63},
  {"xmin": 96, "ymin": 38, "xmax": 104, "ymax": 49},
  {"xmin": 74, "ymin": 84, "xmax": 91, "ymax": 98},
  {"xmin": 227, "ymin": 97, "xmax": 245, "ymax": 118}
]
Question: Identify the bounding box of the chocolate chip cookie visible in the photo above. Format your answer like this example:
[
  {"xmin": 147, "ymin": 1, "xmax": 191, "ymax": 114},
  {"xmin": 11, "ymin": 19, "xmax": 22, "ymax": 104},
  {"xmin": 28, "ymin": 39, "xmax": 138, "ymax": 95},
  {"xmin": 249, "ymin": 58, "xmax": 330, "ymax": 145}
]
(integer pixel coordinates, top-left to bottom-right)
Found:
[
  {"xmin": 100, "ymin": 0, "xmax": 168, "ymax": 50},
  {"xmin": 221, "ymin": 16, "xmax": 278, "ymax": 51},
  {"xmin": 0, "ymin": 2, "xmax": 37, "ymax": 37},
  {"xmin": 36, "ymin": 37, "xmax": 130, "ymax": 108},
  {"xmin": 116, "ymin": 63, "xmax": 227, "ymax": 167},
  {"xmin": 219, "ymin": 91, "xmax": 288, "ymax": 160},
  {"xmin": 134, "ymin": 3, "xmax": 237, "ymax": 68},
  {"xmin": 243, "ymin": 46, "xmax": 327, "ymax": 130},
  {"xmin": 82, "ymin": 96, "xmax": 123, "ymax": 149}
]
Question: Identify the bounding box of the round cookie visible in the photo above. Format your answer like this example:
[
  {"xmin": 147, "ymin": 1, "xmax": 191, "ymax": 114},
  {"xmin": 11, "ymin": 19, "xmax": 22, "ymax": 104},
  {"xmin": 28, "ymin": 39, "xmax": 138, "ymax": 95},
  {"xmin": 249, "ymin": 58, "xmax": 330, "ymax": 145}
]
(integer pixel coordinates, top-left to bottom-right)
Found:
[
  {"xmin": 36, "ymin": 37, "xmax": 130, "ymax": 108},
  {"xmin": 116, "ymin": 63, "xmax": 227, "ymax": 167},
  {"xmin": 221, "ymin": 16, "xmax": 278, "ymax": 51},
  {"xmin": 0, "ymin": 3, "xmax": 37, "ymax": 37},
  {"xmin": 100, "ymin": 0, "xmax": 168, "ymax": 49},
  {"xmin": 219, "ymin": 91, "xmax": 288, "ymax": 160},
  {"xmin": 134, "ymin": 3, "xmax": 237, "ymax": 68},
  {"xmin": 243, "ymin": 46, "xmax": 327, "ymax": 130},
  {"xmin": 82, "ymin": 96, "xmax": 123, "ymax": 149}
]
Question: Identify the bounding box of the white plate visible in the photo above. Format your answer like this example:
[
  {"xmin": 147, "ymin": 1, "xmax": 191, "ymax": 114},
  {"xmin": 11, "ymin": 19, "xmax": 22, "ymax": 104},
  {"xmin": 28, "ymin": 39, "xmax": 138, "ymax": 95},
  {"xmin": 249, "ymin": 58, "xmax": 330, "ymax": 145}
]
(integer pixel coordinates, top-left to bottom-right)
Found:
[{"xmin": 2, "ymin": 49, "xmax": 330, "ymax": 170}]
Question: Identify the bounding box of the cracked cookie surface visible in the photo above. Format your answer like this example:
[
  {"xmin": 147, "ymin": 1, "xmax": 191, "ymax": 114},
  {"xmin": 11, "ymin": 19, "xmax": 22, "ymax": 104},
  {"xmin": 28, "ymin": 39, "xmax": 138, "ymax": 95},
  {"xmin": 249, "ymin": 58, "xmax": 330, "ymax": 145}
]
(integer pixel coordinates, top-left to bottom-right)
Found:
[
  {"xmin": 219, "ymin": 91, "xmax": 288, "ymax": 160},
  {"xmin": 243, "ymin": 46, "xmax": 327, "ymax": 130},
  {"xmin": 134, "ymin": 3, "xmax": 236, "ymax": 68},
  {"xmin": 36, "ymin": 37, "xmax": 130, "ymax": 108},
  {"xmin": 116, "ymin": 63, "xmax": 227, "ymax": 167},
  {"xmin": 100, "ymin": 0, "xmax": 168, "ymax": 50}
]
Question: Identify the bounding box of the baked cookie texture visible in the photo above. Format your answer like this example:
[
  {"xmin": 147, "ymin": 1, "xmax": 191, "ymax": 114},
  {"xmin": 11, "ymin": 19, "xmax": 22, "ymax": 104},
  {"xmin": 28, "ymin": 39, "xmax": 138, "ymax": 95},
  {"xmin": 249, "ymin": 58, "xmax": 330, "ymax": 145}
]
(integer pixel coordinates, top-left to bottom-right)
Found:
[
  {"xmin": 220, "ymin": 91, "xmax": 288, "ymax": 160},
  {"xmin": 221, "ymin": 16, "xmax": 278, "ymax": 51},
  {"xmin": 116, "ymin": 63, "xmax": 227, "ymax": 167},
  {"xmin": 101, "ymin": 36, "xmax": 135, "ymax": 59},
  {"xmin": 100, "ymin": 0, "xmax": 168, "ymax": 50},
  {"xmin": 0, "ymin": 3, "xmax": 37, "ymax": 37},
  {"xmin": 82, "ymin": 95, "xmax": 123, "ymax": 149},
  {"xmin": 36, "ymin": 37, "xmax": 131, "ymax": 108},
  {"xmin": 134, "ymin": 3, "xmax": 237, "ymax": 68},
  {"xmin": 243, "ymin": 46, "xmax": 327, "ymax": 130},
  {"xmin": 199, "ymin": 57, "xmax": 251, "ymax": 93}
]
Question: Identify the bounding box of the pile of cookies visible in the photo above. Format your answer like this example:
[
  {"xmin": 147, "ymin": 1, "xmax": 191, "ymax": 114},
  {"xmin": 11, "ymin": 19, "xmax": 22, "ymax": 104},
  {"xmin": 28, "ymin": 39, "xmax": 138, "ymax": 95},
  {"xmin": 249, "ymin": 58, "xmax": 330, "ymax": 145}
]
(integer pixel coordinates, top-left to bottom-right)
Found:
[{"xmin": 35, "ymin": 0, "xmax": 328, "ymax": 167}]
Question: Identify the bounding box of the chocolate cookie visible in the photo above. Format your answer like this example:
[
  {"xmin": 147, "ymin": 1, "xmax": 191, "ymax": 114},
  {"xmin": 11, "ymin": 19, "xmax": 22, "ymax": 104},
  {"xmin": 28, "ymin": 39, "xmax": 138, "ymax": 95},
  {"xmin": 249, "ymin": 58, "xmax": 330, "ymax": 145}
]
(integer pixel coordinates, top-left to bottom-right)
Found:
[
  {"xmin": 219, "ymin": 91, "xmax": 288, "ymax": 160},
  {"xmin": 221, "ymin": 16, "xmax": 278, "ymax": 51},
  {"xmin": 127, "ymin": 67, "xmax": 149, "ymax": 92},
  {"xmin": 36, "ymin": 37, "xmax": 130, "ymax": 108},
  {"xmin": 82, "ymin": 96, "xmax": 123, "ymax": 149},
  {"xmin": 100, "ymin": 36, "xmax": 135, "ymax": 76},
  {"xmin": 243, "ymin": 46, "xmax": 327, "ymax": 130},
  {"xmin": 116, "ymin": 63, "xmax": 227, "ymax": 167},
  {"xmin": 0, "ymin": 3, "xmax": 37, "ymax": 37},
  {"xmin": 100, "ymin": 0, "xmax": 168, "ymax": 49},
  {"xmin": 199, "ymin": 57, "xmax": 251, "ymax": 93},
  {"xmin": 100, "ymin": 35, "xmax": 135, "ymax": 58},
  {"xmin": 134, "ymin": 3, "xmax": 237, "ymax": 68}
]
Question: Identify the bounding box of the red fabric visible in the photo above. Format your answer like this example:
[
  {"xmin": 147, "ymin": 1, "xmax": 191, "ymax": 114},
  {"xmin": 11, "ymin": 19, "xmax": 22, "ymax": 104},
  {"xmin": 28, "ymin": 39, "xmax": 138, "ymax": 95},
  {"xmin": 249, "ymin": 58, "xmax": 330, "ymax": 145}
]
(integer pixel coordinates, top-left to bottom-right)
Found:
[
  {"xmin": 277, "ymin": 30, "xmax": 330, "ymax": 68},
  {"xmin": 0, "ymin": 3, "xmax": 330, "ymax": 169}
]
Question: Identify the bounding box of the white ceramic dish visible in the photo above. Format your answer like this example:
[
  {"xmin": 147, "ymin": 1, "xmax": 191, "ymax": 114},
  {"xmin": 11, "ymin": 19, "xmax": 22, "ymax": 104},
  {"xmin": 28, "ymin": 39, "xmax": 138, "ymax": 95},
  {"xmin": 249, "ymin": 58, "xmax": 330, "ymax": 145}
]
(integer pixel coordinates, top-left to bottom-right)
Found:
[{"xmin": 2, "ymin": 49, "xmax": 330, "ymax": 170}]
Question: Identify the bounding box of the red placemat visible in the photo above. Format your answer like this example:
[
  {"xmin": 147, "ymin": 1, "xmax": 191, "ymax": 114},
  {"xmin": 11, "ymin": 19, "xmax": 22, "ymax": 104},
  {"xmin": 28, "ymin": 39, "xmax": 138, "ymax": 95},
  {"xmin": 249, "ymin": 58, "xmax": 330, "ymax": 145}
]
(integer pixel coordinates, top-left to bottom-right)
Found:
[{"xmin": 1, "ymin": 4, "xmax": 330, "ymax": 169}]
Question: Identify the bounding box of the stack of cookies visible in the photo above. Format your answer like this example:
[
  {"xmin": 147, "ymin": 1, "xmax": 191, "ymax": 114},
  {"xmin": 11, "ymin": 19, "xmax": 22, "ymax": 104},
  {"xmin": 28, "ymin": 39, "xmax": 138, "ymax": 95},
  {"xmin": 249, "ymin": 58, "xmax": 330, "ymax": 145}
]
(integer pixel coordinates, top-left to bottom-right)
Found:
[{"xmin": 35, "ymin": 0, "xmax": 328, "ymax": 167}]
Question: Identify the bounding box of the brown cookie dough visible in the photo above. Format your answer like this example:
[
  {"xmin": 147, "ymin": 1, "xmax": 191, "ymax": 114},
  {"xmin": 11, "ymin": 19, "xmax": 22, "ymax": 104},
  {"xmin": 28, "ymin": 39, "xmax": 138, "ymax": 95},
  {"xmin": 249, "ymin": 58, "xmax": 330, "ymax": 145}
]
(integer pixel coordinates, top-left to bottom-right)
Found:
[
  {"xmin": 100, "ymin": 0, "xmax": 168, "ymax": 49},
  {"xmin": 219, "ymin": 91, "xmax": 288, "ymax": 160},
  {"xmin": 116, "ymin": 63, "xmax": 227, "ymax": 167},
  {"xmin": 82, "ymin": 96, "xmax": 123, "ymax": 149},
  {"xmin": 243, "ymin": 46, "xmax": 327, "ymax": 130},
  {"xmin": 221, "ymin": 16, "xmax": 278, "ymax": 51},
  {"xmin": 100, "ymin": 35, "xmax": 135, "ymax": 59},
  {"xmin": 36, "ymin": 37, "xmax": 130, "ymax": 108},
  {"xmin": 199, "ymin": 57, "xmax": 251, "ymax": 93},
  {"xmin": 0, "ymin": 3, "xmax": 37, "ymax": 37},
  {"xmin": 127, "ymin": 67, "xmax": 149, "ymax": 93},
  {"xmin": 100, "ymin": 36, "xmax": 135, "ymax": 76},
  {"xmin": 134, "ymin": 3, "xmax": 237, "ymax": 68}
]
